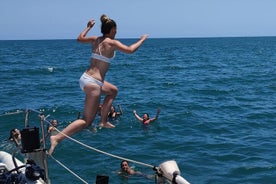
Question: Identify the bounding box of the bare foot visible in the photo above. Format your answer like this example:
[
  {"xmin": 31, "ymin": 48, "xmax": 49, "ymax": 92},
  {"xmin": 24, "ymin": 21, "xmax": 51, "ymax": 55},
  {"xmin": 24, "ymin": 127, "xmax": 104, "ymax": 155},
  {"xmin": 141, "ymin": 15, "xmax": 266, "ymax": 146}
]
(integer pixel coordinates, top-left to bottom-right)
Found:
[
  {"xmin": 99, "ymin": 122, "xmax": 115, "ymax": 128},
  {"xmin": 49, "ymin": 135, "xmax": 59, "ymax": 155}
]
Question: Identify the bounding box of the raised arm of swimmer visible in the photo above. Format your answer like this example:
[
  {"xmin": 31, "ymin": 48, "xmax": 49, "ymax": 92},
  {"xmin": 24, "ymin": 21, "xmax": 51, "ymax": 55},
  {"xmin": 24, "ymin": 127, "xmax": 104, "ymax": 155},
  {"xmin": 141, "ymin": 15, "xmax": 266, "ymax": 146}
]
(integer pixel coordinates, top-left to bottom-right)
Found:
[{"xmin": 133, "ymin": 108, "xmax": 160, "ymax": 125}]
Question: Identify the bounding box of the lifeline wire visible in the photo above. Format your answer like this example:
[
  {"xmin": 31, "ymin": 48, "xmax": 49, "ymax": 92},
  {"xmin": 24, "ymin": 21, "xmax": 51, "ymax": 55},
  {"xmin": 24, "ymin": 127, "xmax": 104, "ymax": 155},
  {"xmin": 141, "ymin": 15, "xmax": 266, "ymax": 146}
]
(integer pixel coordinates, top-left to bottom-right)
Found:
[
  {"xmin": 43, "ymin": 116, "xmax": 155, "ymax": 169},
  {"xmin": 48, "ymin": 153, "xmax": 88, "ymax": 184},
  {"xmin": 50, "ymin": 125, "xmax": 156, "ymax": 169},
  {"xmin": 0, "ymin": 110, "xmax": 24, "ymax": 117}
]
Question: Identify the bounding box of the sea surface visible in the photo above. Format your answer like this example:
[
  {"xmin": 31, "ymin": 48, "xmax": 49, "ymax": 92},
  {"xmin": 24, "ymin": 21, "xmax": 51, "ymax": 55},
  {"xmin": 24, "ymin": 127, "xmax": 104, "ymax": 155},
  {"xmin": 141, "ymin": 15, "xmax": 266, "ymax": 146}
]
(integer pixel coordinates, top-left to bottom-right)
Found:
[{"xmin": 0, "ymin": 37, "xmax": 275, "ymax": 184}]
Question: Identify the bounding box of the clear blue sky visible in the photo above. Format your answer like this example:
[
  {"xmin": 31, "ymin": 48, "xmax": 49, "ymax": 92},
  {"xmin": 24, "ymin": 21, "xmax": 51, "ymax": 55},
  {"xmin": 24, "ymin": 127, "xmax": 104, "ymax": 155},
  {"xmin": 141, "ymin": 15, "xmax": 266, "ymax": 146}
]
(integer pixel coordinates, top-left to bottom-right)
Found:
[{"xmin": 1, "ymin": 0, "xmax": 276, "ymax": 40}]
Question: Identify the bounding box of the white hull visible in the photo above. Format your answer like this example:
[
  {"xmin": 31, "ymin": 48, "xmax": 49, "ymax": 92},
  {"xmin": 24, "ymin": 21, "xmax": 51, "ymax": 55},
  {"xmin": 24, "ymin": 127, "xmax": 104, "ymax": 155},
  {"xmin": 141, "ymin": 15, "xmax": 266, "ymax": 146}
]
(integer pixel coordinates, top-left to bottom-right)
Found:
[{"xmin": 0, "ymin": 151, "xmax": 46, "ymax": 184}]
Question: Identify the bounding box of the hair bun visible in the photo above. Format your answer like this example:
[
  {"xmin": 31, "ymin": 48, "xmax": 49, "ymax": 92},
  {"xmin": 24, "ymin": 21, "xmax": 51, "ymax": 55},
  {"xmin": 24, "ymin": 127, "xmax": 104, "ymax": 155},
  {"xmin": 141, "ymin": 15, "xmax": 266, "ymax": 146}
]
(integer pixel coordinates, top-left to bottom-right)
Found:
[
  {"xmin": 100, "ymin": 14, "xmax": 116, "ymax": 35},
  {"xmin": 101, "ymin": 14, "xmax": 109, "ymax": 23}
]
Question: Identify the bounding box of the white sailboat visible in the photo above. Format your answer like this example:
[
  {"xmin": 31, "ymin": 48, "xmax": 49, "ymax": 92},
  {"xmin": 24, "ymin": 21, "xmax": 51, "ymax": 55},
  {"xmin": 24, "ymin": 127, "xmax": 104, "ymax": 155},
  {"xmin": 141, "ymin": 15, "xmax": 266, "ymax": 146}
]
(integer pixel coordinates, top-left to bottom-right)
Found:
[{"xmin": 0, "ymin": 109, "xmax": 190, "ymax": 184}]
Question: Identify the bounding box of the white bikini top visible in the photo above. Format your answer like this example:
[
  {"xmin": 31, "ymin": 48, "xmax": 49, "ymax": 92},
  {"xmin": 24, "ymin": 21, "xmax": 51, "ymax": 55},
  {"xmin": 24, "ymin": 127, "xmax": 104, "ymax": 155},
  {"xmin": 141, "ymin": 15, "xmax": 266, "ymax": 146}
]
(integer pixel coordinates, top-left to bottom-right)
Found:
[
  {"xmin": 91, "ymin": 38, "xmax": 115, "ymax": 63},
  {"xmin": 91, "ymin": 52, "xmax": 115, "ymax": 63}
]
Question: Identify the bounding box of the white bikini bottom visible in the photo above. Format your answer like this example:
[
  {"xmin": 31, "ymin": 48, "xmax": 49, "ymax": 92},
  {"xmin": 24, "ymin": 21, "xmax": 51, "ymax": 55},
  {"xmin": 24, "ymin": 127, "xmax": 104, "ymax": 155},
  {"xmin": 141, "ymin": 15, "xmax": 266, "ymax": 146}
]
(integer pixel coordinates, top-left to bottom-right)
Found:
[{"xmin": 79, "ymin": 72, "xmax": 103, "ymax": 91}]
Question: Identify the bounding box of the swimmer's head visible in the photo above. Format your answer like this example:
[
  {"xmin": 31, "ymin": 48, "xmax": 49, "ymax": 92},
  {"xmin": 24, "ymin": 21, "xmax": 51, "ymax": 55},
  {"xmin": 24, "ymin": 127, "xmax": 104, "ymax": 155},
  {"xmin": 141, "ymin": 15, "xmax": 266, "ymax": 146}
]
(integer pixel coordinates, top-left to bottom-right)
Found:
[
  {"xmin": 9, "ymin": 128, "xmax": 20, "ymax": 140},
  {"xmin": 121, "ymin": 160, "xmax": 130, "ymax": 172},
  {"xmin": 51, "ymin": 119, "xmax": 58, "ymax": 127},
  {"xmin": 110, "ymin": 105, "xmax": 115, "ymax": 112},
  {"xmin": 101, "ymin": 14, "xmax": 117, "ymax": 36},
  {"xmin": 142, "ymin": 113, "xmax": 149, "ymax": 122}
]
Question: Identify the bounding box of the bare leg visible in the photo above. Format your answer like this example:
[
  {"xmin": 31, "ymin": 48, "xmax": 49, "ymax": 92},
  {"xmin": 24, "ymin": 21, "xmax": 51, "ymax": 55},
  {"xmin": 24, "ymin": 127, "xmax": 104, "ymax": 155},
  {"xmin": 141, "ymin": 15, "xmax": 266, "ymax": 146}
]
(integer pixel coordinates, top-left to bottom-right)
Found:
[
  {"xmin": 49, "ymin": 119, "xmax": 87, "ymax": 155},
  {"xmin": 49, "ymin": 84, "xmax": 101, "ymax": 155},
  {"xmin": 99, "ymin": 81, "xmax": 117, "ymax": 128}
]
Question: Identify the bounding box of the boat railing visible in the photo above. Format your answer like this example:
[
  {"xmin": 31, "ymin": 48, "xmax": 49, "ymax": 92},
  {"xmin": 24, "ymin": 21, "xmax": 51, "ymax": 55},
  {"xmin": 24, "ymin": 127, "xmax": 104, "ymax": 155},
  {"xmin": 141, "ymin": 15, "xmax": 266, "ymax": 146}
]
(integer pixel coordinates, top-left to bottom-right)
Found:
[
  {"xmin": 3, "ymin": 109, "xmax": 191, "ymax": 184},
  {"xmin": 22, "ymin": 109, "xmax": 50, "ymax": 184}
]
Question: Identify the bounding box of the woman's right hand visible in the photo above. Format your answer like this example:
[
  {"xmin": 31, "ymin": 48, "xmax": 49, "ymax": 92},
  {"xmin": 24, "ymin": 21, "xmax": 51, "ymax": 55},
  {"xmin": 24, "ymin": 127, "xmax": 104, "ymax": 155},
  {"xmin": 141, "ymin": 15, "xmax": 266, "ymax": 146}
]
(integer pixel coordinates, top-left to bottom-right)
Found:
[{"xmin": 87, "ymin": 19, "xmax": 95, "ymax": 28}]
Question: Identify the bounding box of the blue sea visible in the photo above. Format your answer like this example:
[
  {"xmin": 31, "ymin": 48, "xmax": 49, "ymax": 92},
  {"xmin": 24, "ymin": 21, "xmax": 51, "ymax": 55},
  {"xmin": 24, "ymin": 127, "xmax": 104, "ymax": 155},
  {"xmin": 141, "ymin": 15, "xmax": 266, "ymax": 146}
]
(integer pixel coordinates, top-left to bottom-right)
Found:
[{"xmin": 0, "ymin": 37, "xmax": 275, "ymax": 184}]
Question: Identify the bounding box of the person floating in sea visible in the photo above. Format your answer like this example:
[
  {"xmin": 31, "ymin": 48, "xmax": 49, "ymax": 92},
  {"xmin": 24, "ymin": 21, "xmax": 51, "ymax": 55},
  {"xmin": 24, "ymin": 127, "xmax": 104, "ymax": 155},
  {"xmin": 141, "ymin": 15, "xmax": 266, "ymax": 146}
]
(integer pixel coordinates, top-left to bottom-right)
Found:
[
  {"xmin": 133, "ymin": 108, "xmax": 161, "ymax": 125},
  {"xmin": 9, "ymin": 128, "xmax": 21, "ymax": 147},
  {"xmin": 47, "ymin": 119, "xmax": 59, "ymax": 137},
  {"xmin": 41, "ymin": 119, "xmax": 59, "ymax": 143},
  {"xmin": 118, "ymin": 160, "xmax": 156, "ymax": 181},
  {"xmin": 119, "ymin": 160, "xmax": 143, "ymax": 176},
  {"xmin": 49, "ymin": 14, "xmax": 148, "ymax": 155},
  {"xmin": 108, "ymin": 104, "xmax": 123, "ymax": 121}
]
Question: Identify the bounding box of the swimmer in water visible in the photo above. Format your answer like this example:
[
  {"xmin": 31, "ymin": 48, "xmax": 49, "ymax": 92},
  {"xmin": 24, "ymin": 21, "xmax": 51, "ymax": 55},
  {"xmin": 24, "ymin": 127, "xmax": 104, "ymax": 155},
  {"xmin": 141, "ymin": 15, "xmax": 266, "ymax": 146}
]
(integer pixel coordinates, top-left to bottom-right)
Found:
[{"xmin": 133, "ymin": 108, "xmax": 160, "ymax": 125}]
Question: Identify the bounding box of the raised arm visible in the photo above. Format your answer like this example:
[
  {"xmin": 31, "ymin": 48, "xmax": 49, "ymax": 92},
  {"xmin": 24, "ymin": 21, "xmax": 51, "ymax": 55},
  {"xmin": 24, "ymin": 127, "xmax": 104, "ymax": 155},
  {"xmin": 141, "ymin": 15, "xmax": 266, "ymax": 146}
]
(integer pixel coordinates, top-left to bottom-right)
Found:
[
  {"xmin": 12, "ymin": 136, "xmax": 20, "ymax": 147},
  {"xmin": 133, "ymin": 110, "xmax": 143, "ymax": 122},
  {"xmin": 117, "ymin": 104, "xmax": 123, "ymax": 115},
  {"xmin": 77, "ymin": 19, "xmax": 98, "ymax": 44},
  {"xmin": 112, "ymin": 34, "xmax": 148, "ymax": 54},
  {"xmin": 150, "ymin": 108, "xmax": 161, "ymax": 122}
]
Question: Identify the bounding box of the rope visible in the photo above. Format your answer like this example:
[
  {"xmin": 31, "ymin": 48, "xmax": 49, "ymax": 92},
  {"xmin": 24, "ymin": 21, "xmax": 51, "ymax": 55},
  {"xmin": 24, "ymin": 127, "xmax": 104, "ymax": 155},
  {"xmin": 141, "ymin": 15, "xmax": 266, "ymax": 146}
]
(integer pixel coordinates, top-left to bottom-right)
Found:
[
  {"xmin": 42, "ymin": 117, "xmax": 161, "ymax": 183},
  {"xmin": 3, "ymin": 110, "xmax": 167, "ymax": 183},
  {"xmin": 42, "ymin": 116, "xmax": 156, "ymax": 169},
  {"xmin": 0, "ymin": 110, "xmax": 24, "ymax": 117},
  {"xmin": 52, "ymin": 125, "xmax": 156, "ymax": 169},
  {"xmin": 48, "ymin": 153, "xmax": 88, "ymax": 184}
]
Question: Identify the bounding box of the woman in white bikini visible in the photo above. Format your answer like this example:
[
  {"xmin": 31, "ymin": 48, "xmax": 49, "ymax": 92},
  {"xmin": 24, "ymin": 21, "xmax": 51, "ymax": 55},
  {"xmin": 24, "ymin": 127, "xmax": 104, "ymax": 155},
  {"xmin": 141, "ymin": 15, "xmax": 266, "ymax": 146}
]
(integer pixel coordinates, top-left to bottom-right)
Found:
[{"xmin": 49, "ymin": 14, "xmax": 148, "ymax": 155}]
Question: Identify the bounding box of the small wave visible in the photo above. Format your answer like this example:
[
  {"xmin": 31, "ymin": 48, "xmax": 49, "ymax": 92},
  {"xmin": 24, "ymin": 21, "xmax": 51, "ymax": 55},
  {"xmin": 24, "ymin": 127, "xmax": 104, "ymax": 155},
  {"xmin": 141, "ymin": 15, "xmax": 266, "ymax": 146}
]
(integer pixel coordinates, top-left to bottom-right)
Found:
[{"xmin": 47, "ymin": 67, "xmax": 54, "ymax": 72}]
